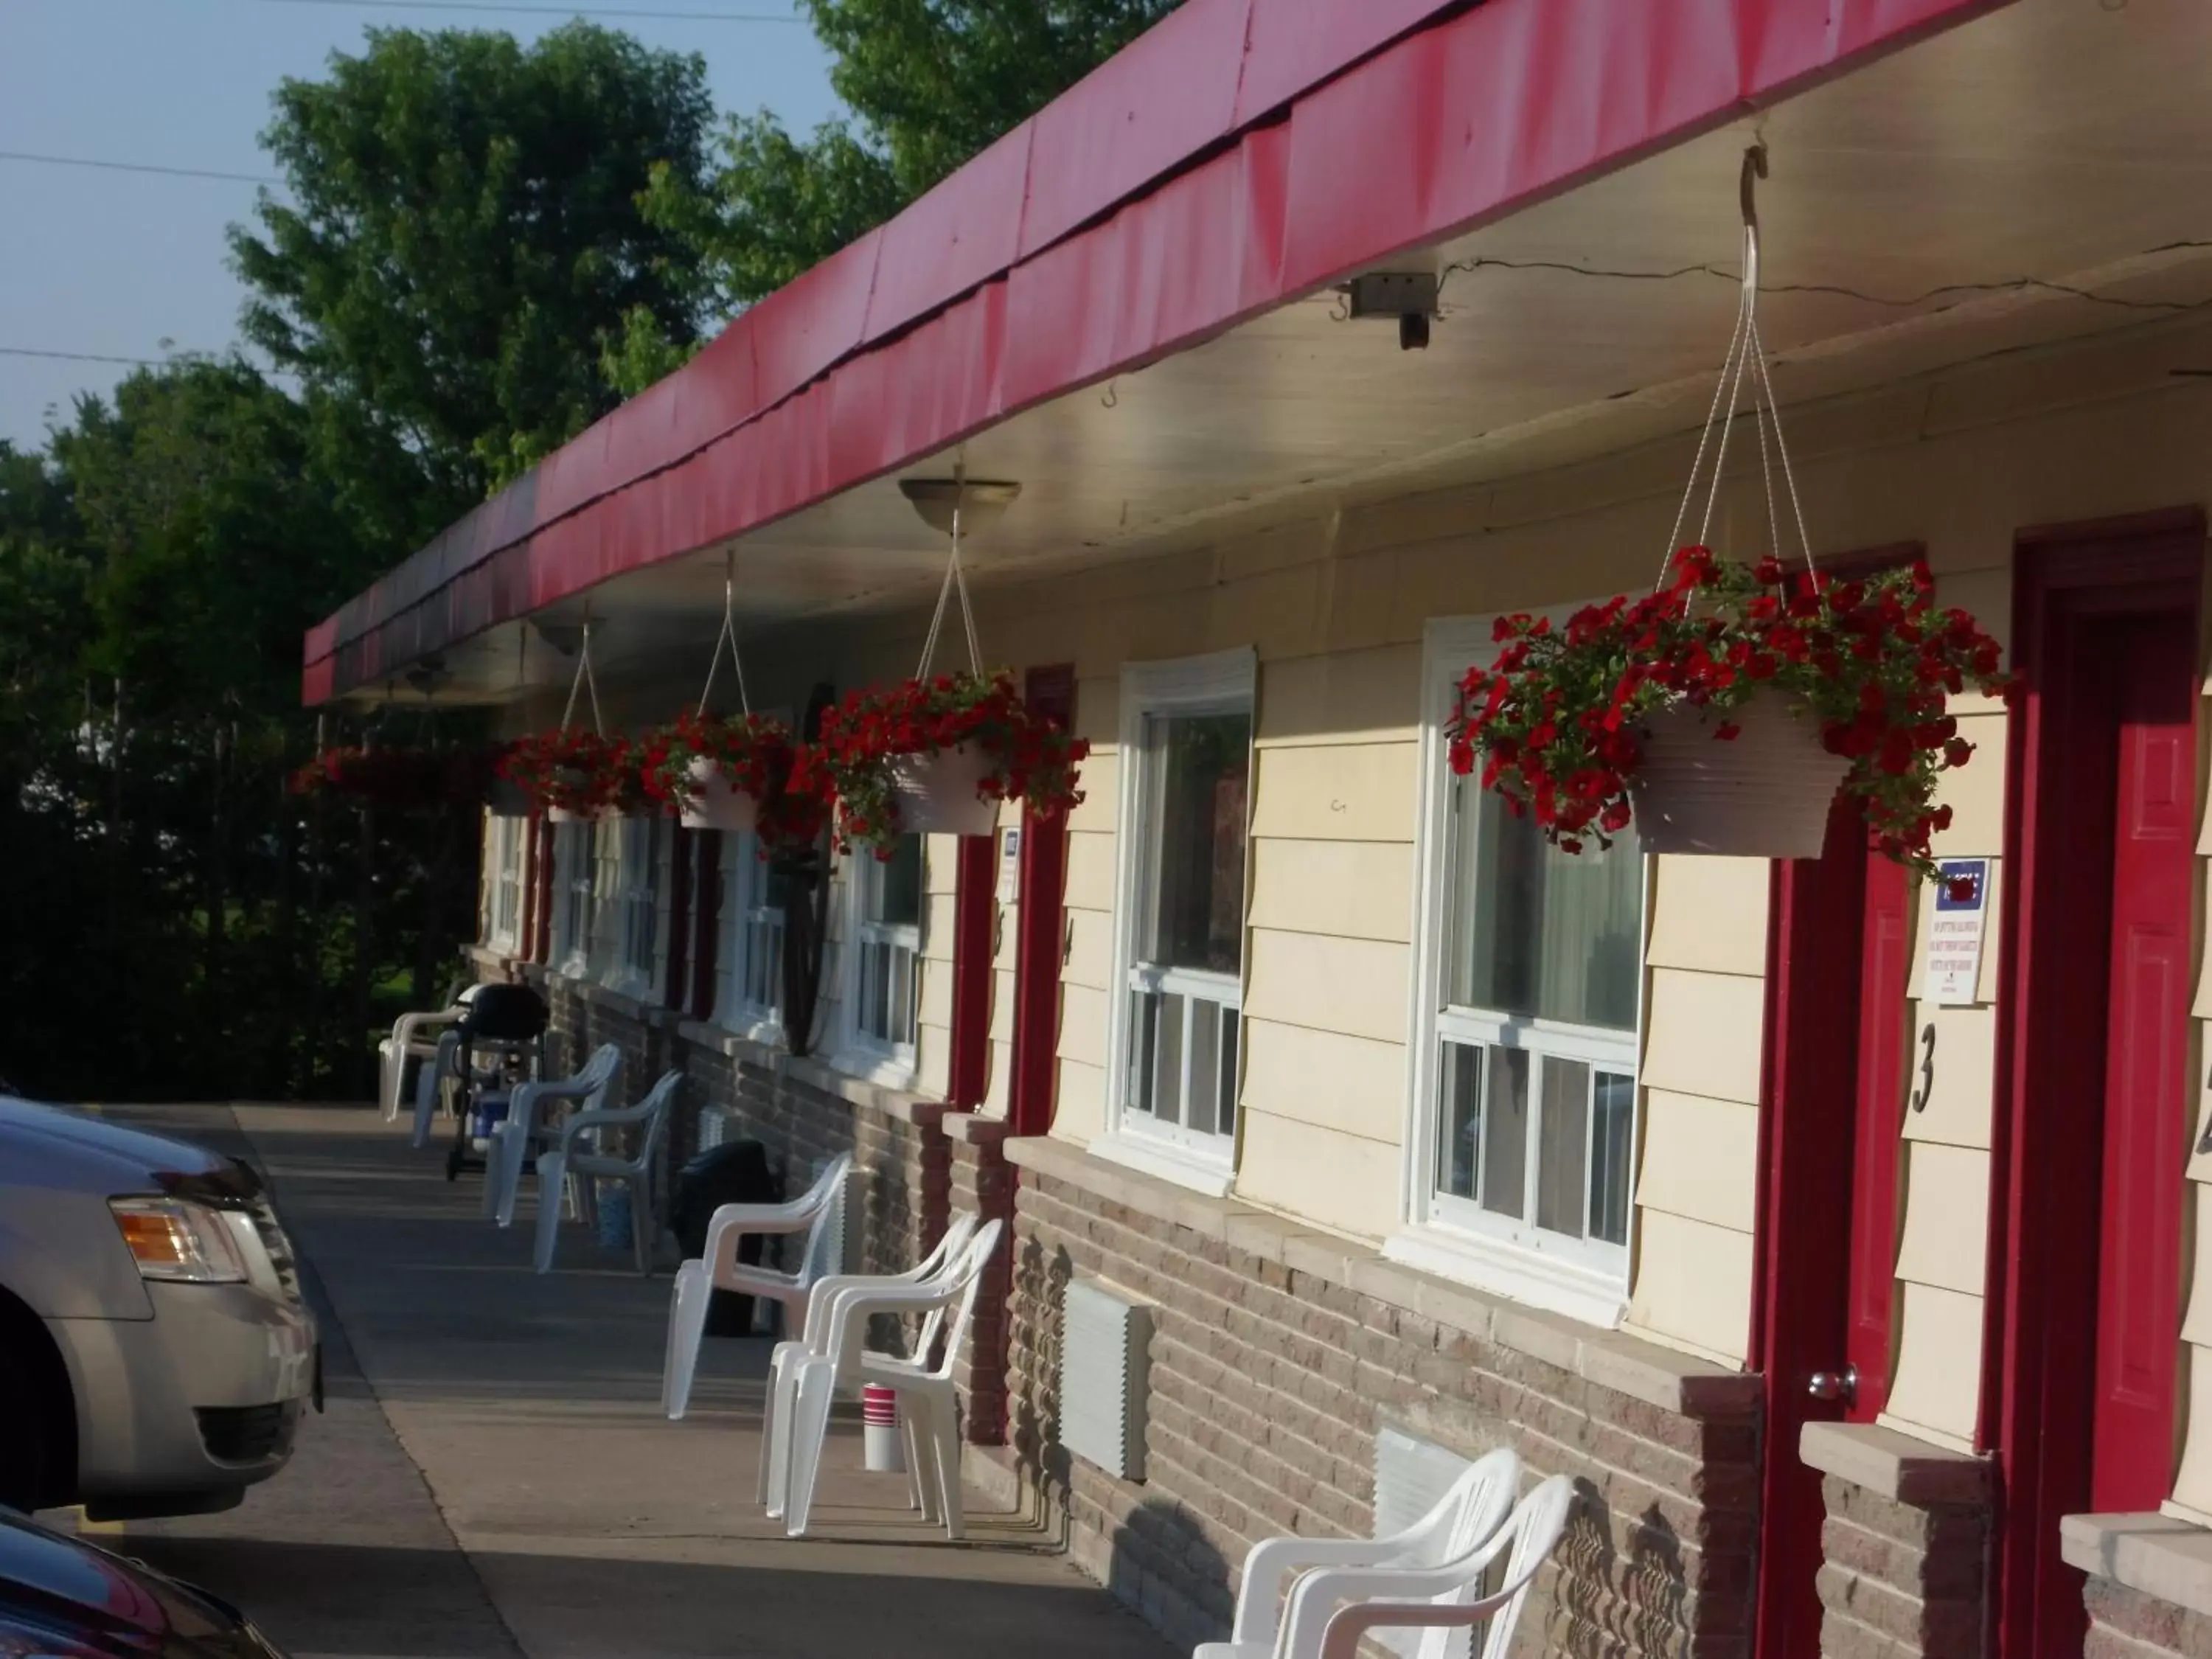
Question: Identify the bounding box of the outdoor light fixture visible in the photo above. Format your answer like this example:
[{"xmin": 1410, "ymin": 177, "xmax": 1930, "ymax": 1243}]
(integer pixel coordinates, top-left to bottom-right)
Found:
[
  {"xmin": 900, "ymin": 476, "xmax": 1021, "ymax": 538},
  {"xmin": 529, "ymin": 617, "xmax": 585, "ymax": 657},
  {"xmin": 1343, "ymin": 271, "xmax": 1439, "ymax": 351}
]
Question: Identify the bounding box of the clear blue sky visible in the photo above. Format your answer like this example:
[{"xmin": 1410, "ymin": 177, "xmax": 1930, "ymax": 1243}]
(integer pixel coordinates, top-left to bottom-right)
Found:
[{"xmin": 0, "ymin": 0, "xmax": 842, "ymax": 449}]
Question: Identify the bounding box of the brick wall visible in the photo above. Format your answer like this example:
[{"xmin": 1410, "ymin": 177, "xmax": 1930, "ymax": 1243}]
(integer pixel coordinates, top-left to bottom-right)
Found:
[
  {"xmin": 678, "ymin": 1029, "xmax": 950, "ymax": 1282},
  {"xmin": 1002, "ymin": 1143, "xmax": 1764, "ymax": 1659},
  {"xmin": 1812, "ymin": 1477, "xmax": 1989, "ymax": 1658},
  {"xmin": 2082, "ymin": 1576, "xmax": 2212, "ymax": 1658},
  {"xmin": 945, "ymin": 1114, "xmax": 1015, "ymax": 1446}
]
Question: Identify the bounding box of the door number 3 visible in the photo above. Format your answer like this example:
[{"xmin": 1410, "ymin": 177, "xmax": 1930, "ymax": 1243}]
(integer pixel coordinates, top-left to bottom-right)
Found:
[{"xmin": 1910, "ymin": 1023, "xmax": 1936, "ymax": 1114}]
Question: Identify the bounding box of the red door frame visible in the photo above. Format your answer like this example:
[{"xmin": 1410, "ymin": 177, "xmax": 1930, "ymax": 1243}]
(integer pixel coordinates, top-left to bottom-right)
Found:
[
  {"xmin": 1750, "ymin": 545, "xmax": 1921, "ymax": 1652},
  {"xmin": 1008, "ymin": 665, "xmax": 1077, "ymax": 1137},
  {"xmin": 1749, "ymin": 796, "xmax": 1874, "ymax": 1658},
  {"xmin": 525, "ymin": 815, "xmax": 555, "ymax": 965},
  {"xmin": 1983, "ymin": 508, "xmax": 2204, "ymax": 1659},
  {"xmin": 665, "ymin": 824, "xmax": 694, "ymax": 1012},
  {"xmin": 688, "ymin": 830, "xmax": 723, "ymax": 1023},
  {"xmin": 1845, "ymin": 849, "xmax": 1911, "ymax": 1423},
  {"xmin": 947, "ymin": 835, "xmax": 995, "ymax": 1108}
]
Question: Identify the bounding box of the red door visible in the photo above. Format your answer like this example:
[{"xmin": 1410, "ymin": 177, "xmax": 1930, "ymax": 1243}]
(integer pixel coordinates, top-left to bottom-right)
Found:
[
  {"xmin": 1753, "ymin": 794, "xmax": 1903, "ymax": 1655},
  {"xmin": 1989, "ymin": 517, "xmax": 2202, "ymax": 1658},
  {"xmin": 1007, "ymin": 665, "xmax": 1075, "ymax": 1137},
  {"xmin": 2087, "ymin": 611, "xmax": 2194, "ymax": 1511},
  {"xmin": 1844, "ymin": 850, "xmax": 1910, "ymax": 1423}
]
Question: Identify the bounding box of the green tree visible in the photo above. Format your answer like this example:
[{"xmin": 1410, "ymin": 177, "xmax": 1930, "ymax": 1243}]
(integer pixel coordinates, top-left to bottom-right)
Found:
[
  {"xmin": 619, "ymin": 0, "xmax": 1181, "ymax": 386},
  {"xmin": 231, "ymin": 22, "xmax": 717, "ymax": 501},
  {"xmin": 0, "ymin": 366, "xmax": 468, "ymax": 1102}
]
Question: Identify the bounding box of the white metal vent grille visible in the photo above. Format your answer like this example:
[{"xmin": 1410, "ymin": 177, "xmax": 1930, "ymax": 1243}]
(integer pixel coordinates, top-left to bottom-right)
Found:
[
  {"xmin": 1059, "ymin": 1279, "xmax": 1152, "ymax": 1481},
  {"xmin": 1374, "ymin": 1426, "xmax": 1480, "ymax": 1659}
]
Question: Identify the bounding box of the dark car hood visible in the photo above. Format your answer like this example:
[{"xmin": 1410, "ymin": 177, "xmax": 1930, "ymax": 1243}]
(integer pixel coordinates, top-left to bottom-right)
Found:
[{"xmin": 0, "ymin": 1509, "xmax": 274, "ymax": 1657}]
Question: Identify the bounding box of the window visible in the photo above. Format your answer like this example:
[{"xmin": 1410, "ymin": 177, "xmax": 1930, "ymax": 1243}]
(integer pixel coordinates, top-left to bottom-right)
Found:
[
  {"xmin": 714, "ymin": 831, "xmax": 786, "ymax": 1040},
  {"xmin": 553, "ymin": 821, "xmax": 594, "ymax": 975},
  {"xmin": 611, "ymin": 817, "xmax": 664, "ymax": 998},
  {"xmin": 585, "ymin": 821, "xmax": 623, "ymax": 984},
  {"xmin": 484, "ymin": 814, "xmax": 525, "ymax": 953},
  {"xmin": 848, "ymin": 835, "xmax": 923, "ymax": 1068},
  {"xmin": 1099, "ymin": 648, "xmax": 1256, "ymax": 1192},
  {"xmin": 1399, "ymin": 615, "xmax": 1646, "ymax": 1324}
]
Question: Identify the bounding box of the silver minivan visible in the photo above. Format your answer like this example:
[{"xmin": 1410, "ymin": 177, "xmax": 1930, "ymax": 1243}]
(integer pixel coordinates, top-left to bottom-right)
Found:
[{"xmin": 0, "ymin": 1098, "xmax": 316, "ymax": 1518}]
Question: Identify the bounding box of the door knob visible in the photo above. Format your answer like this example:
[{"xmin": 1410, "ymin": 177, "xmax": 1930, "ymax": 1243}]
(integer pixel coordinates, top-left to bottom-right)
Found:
[{"xmin": 1807, "ymin": 1363, "xmax": 1859, "ymax": 1405}]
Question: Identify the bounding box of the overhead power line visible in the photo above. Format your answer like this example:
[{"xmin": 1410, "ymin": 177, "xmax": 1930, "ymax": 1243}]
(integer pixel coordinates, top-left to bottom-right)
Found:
[
  {"xmin": 0, "ymin": 347, "xmax": 175, "ymax": 366},
  {"xmin": 0, "ymin": 149, "xmax": 279, "ymax": 187},
  {"xmin": 199, "ymin": 0, "xmax": 805, "ymax": 20}
]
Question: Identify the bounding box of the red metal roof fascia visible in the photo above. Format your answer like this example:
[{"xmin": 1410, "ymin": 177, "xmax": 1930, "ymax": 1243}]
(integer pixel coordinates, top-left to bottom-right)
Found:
[
  {"xmin": 301, "ymin": 0, "xmax": 1484, "ymax": 699},
  {"xmin": 305, "ymin": 0, "xmax": 2017, "ymax": 704}
]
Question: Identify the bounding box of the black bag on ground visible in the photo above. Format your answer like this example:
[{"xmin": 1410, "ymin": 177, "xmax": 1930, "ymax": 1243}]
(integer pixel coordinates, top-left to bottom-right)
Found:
[{"xmin": 673, "ymin": 1139, "xmax": 780, "ymax": 1337}]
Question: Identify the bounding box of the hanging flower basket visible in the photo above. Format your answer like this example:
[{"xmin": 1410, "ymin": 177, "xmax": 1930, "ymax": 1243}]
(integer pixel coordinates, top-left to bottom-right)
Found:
[
  {"xmin": 885, "ymin": 744, "xmax": 998, "ymax": 838},
  {"xmin": 498, "ymin": 730, "xmax": 637, "ymax": 824},
  {"xmin": 815, "ymin": 671, "xmax": 1088, "ymax": 858},
  {"xmin": 289, "ymin": 743, "xmax": 509, "ymax": 813},
  {"xmin": 1447, "ymin": 549, "xmax": 2011, "ymax": 880},
  {"xmin": 637, "ymin": 711, "xmax": 815, "ymax": 836},
  {"xmin": 1627, "ymin": 692, "xmax": 1851, "ymax": 857}
]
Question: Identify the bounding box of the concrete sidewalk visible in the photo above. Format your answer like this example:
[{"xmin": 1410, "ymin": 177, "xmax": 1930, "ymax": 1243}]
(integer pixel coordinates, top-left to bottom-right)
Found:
[{"xmin": 97, "ymin": 1103, "xmax": 1169, "ymax": 1659}]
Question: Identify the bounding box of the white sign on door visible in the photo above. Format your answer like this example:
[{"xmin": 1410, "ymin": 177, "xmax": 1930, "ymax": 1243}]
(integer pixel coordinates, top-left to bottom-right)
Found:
[
  {"xmin": 997, "ymin": 825, "xmax": 1022, "ymax": 905},
  {"xmin": 1919, "ymin": 858, "xmax": 1990, "ymax": 1006}
]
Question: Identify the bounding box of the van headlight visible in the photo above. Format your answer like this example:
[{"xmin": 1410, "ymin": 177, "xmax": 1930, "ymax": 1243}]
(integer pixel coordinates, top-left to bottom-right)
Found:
[{"xmin": 109, "ymin": 1197, "xmax": 252, "ymax": 1284}]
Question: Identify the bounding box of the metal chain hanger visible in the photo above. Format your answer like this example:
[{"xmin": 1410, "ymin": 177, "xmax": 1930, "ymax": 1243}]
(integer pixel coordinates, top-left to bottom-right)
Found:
[
  {"xmin": 1660, "ymin": 143, "xmax": 1816, "ymax": 588},
  {"xmin": 696, "ymin": 552, "xmax": 754, "ymax": 718},
  {"xmin": 914, "ymin": 467, "xmax": 984, "ymax": 681},
  {"xmin": 558, "ymin": 613, "xmax": 605, "ymax": 737}
]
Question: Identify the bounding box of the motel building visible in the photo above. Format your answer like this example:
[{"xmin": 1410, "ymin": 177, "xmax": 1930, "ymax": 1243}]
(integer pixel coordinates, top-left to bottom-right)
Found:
[{"xmin": 307, "ymin": 1, "xmax": 2212, "ymax": 1655}]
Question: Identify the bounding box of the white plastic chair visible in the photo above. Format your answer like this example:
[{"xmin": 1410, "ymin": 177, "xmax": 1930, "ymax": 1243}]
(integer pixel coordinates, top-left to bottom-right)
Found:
[
  {"xmin": 380, "ymin": 990, "xmax": 468, "ymax": 1121},
  {"xmin": 532, "ymin": 1068, "xmax": 678, "ymax": 1275},
  {"xmin": 757, "ymin": 1212, "xmax": 981, "ymax": 1512},
  {"xmin": 661, "ymin": 1152, "xmax": 855, "ymax": 1422},
  {"xmin": 485, "ymin": 1043, "xmax": 623, "ymax": 1225},
  {"xmin": 779, "ymin": 1217, "xmax": 1005, "ymax": 1541},
  {"xmin": 1276, "ymin": 1475, "xmax": 1577, "ymax": 1659},
  {"xmin": 1196, "ymin": 1447, "xmax": 1522, "ymax": 1659}
]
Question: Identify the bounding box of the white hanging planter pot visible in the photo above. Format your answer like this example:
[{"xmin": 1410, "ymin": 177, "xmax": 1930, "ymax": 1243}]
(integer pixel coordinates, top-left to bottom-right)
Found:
[
  {"xmin": 546, "ymin": 768, "xmax": 611, "ymax": 826},
  {"xmin": 1627, "ymin": 693, "xmax": 1851, "ymax": 859},
  {"xmin": 680, "ymin": 757, "xmax": 760, "ymax": 833},
  {"xmin": 886, "ymin": 744, "xmax": 1000, "ymax": 838}
]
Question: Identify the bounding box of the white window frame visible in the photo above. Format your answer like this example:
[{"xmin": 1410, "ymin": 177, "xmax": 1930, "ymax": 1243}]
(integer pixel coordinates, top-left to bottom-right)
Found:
[
  {"xmin": 836, "ymin": 838, "xmax": 924, "ymax": 1088},
  {"xmin": 714, "ymin": 830, "xmax": 787, "ymax": 1044},
  {"xmin": 554, "ymin": 821, "xmax": 594, "ymax": 978},
  {"xmin": 484, "ymin": 813, "xmax": 526, "ymax": 955},
  {"xmin": 1094, "ymin": 647, "xmax": 1256, "ymax": 1197},
  {"xmin": 585, "ymin": 819, "xmax": 623, "ymax": 985},
  {"xmin": 609, "ymin": 816, "xmax": 664, "ymax": 999},
  {"xmin": 1388, "ymin": 612, "xmax": 1648, "ymax": 1329}
]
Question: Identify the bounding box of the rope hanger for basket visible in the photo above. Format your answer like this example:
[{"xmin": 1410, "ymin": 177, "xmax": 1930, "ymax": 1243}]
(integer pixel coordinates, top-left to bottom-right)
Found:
[
  {"xmin": 1660, "ymin": 143, "xmax": 1816, "ymax": 589},
  {"xmin": 559, "ymin": 612, "xmax": 605, "ymax": 737},
  {"xmin": 696, "ymin": 551, "xmax": 754, "ymax": 718},
  {"xmin": 915, "ymin": 465, "xmax": 984, "ymax": 681}
]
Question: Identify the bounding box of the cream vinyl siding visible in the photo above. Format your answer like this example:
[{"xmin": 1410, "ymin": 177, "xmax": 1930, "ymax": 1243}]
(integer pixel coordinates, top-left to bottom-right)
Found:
[
  {"xmin": 2165, "ymin": 706, "xmax": 2212, "ymax": 1521},
  {"xmin": 1882, "ymin": 679, "xmax": 2008, "ymax": 1452},
  {"xmin": 1623, "ymin": 858, "xmax": 1769, "ymax": 1366},
  {"xmin": 984, "ymin": 804, "xmax": 1018, "ymax": 1116},
  {"xmin": 1230, "ymin": 646, "xmax": 1420, "ymax": 1237},
  {"xmin": 914, "ymin": 833, "xmax": 958, "ymax": 1099},
  {"xmin": 1053, "ymin": 678, "xmax": 1121, "ymax": 1145}
]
